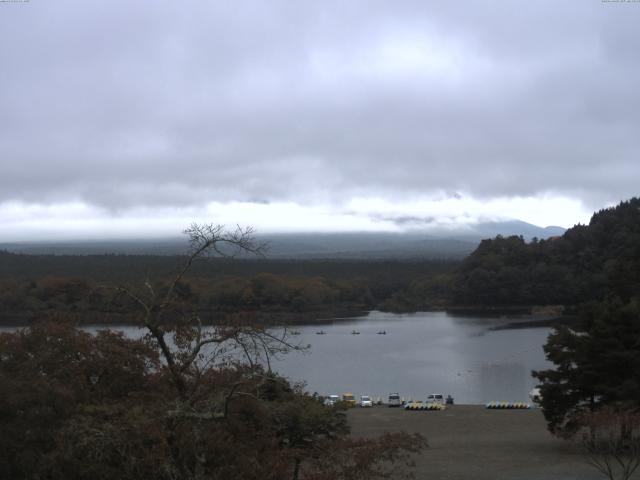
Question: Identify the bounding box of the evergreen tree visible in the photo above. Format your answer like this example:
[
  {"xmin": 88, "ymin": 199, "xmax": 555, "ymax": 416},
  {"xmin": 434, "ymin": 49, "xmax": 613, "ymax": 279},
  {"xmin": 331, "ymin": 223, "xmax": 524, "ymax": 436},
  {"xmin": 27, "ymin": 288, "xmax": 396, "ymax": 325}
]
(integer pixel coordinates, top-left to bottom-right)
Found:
[{"xmin": 533, "ymin": 298, "xmax": 640, "ymax": 435}]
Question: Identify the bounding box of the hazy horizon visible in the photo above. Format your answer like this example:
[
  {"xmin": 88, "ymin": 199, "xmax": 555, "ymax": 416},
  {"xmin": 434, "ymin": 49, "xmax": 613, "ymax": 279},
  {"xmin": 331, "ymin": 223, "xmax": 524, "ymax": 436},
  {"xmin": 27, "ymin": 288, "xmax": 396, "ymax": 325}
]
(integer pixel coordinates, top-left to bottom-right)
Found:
[{"xmin": 0, "ymin": 218, "xmax": 567, "ymax": 244}]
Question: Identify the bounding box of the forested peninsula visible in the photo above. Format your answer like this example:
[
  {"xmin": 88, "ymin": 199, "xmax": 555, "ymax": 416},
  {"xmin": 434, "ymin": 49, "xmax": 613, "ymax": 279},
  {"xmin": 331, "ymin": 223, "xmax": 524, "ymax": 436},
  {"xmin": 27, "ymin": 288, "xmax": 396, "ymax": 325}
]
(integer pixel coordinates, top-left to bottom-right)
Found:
[{"xmin": 452, "ymin": 197, "xmax": 640, "ymax": 308}]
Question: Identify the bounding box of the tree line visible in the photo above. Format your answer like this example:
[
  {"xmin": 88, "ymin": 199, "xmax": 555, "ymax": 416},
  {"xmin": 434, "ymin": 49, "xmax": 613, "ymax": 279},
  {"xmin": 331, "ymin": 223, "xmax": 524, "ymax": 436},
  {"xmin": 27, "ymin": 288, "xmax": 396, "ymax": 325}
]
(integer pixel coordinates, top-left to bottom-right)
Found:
[
  {"xmin": 0, "ymin": 254, "xmax": 456, "ymax": 325},
  {"xmin": 453, "ymin": 197, "xmax": 640, "ymax": 307}
]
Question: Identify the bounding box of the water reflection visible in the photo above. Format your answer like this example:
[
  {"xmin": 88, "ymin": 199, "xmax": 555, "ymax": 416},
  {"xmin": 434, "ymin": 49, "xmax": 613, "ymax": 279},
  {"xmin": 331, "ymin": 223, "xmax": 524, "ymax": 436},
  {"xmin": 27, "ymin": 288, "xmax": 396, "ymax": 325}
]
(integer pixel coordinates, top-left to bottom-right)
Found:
[{"xmin": 270, "ymin": 311, "xmax": 551, "ymax": 404}]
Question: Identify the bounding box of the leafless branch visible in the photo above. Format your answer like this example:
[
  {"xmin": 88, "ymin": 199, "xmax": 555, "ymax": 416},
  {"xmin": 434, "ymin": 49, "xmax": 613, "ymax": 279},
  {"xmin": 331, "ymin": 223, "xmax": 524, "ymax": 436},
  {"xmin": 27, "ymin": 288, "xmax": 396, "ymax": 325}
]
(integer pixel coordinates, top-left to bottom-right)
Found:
[
  {"xmin": 579, "ymin": 407, "xmax": 640, "ymax": 480},
  {"xmin": 107, "ymin": 223, "xmax": 296, "ymax": 405}
]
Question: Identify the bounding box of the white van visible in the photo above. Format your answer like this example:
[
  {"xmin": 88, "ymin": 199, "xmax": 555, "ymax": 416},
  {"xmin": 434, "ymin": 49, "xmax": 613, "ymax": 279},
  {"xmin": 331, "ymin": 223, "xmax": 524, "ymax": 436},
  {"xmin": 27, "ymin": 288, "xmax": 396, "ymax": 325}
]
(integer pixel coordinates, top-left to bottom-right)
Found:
[
  {"xmin": 324, "ymin": 394, "xmax": 341, "ymax": 406},
  {"xmin": 388, "ymin": 393, "xmax": 402, "ymax": 407},
  {"xmin": 426, "ymin": 393, "xmax": 444, "ymax": 404}
]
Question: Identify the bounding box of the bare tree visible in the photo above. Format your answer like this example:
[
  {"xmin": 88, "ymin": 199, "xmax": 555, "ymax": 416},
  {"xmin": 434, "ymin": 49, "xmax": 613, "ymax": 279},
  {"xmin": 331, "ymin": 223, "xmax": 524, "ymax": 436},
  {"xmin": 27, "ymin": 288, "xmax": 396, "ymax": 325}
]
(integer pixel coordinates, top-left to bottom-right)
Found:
[
  {"xmin": 578, "ymin": 407, "xmax": 640, "ymax": 480},
  {"xmin": 111, "ymin": 223, "xmax": 301, "ymax": 401}
]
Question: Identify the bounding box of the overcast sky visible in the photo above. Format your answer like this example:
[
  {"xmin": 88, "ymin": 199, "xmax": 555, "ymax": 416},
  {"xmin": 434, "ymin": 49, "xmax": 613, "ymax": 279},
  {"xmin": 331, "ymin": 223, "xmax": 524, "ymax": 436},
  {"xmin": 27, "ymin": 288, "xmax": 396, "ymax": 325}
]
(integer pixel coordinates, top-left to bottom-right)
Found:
[{"xmin": 1, "ymin": 1, "xmax": 639, "ymax": 240}]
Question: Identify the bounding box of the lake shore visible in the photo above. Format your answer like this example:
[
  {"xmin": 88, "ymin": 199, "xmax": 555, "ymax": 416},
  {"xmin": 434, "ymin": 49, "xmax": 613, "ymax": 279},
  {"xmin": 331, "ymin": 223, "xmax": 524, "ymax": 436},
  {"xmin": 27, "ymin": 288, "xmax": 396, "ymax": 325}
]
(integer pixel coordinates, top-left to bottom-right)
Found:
[
  {"xmin": 0, "ymin": 306, "xmax": 369, "ymax": 327},
  {"xmin": 0, "ymin": 307, "xmax": 564, "ymax": 328},
  {"xmin": 347, "ymin": 405, "xmax": 603, "ymax": 480}
]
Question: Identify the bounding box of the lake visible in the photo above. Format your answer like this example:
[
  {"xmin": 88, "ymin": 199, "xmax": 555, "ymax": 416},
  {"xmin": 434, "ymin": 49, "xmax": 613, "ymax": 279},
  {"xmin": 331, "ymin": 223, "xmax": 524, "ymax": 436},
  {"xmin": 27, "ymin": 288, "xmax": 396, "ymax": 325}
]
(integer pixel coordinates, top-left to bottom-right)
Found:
[
  {"xmin": 270, "ymin": 311, "xmax": 552, "ymax": 405},
  {"xmin": 2, "ymin": 311, "xmax": 552, "ymax": 405}
]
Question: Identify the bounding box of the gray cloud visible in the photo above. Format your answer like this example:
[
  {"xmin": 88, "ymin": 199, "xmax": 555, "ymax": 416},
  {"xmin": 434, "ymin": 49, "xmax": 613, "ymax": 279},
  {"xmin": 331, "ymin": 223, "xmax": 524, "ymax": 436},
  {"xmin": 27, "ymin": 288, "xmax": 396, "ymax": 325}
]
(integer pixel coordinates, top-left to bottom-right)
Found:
[{"xmin": 1, "ymin": 0, "xmax": 639, "ymax": 217}]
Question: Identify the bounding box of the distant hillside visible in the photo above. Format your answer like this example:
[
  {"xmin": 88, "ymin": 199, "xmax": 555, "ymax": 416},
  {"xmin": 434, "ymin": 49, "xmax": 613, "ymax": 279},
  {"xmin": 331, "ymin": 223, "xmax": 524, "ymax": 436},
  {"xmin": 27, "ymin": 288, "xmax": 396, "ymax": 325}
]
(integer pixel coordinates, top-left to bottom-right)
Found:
[
  {"xmin": 0, "ymin": 220, "xmax": 564, "ymax": 260},
  {"xmin": 262, "ymin": 233, "xmax": 476, "ymax": 259},
  {"xmin": 464, "ymin": 221, "xmax": 565, "ymax": 241},
  {"xmin": 453, "ymin": 198, "xmax": 640, "ymax": 306}
]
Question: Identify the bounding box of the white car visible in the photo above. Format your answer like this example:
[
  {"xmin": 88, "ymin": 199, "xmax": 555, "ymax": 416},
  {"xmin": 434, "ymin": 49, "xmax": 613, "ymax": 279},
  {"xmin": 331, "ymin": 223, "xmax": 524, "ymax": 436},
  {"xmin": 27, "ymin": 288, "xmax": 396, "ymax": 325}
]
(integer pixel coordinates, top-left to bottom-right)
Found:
[
  {"xmin": 426, "ymin": 393, "xmax": 444, "ymax": 404},
  {"xmin": 324, "ymin": 394, "xmax": 340, "ymax": 406},
  {"xmin": 360, "ymin": 395, "xmax": 373, "ymax": 407}
]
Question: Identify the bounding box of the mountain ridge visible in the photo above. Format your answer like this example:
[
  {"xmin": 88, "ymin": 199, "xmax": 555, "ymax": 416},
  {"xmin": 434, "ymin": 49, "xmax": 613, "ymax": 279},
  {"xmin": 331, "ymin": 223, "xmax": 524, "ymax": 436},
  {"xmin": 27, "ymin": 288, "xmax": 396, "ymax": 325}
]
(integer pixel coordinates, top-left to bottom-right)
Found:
[{"xmin": 0, "ymin": 220, "xmax": 566, "ymax": 259}]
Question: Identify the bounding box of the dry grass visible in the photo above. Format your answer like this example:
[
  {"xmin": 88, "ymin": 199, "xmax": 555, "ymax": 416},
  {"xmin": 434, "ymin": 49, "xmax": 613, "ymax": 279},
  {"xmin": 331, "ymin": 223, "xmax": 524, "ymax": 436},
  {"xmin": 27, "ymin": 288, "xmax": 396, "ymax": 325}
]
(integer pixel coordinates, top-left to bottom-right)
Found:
[{"xmin": 347, "ymin": 405, "xmax": 615, "ymax": 480}]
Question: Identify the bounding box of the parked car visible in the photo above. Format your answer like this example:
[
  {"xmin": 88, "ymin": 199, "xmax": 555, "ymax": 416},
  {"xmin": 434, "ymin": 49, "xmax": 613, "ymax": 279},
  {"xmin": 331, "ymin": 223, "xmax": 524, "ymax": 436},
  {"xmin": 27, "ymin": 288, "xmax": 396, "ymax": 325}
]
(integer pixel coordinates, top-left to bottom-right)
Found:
[
  {"xmin": 388, "ymin": 393, "xmax": 402, "ymax": 407},
  {"xmin": 426, "ymin": 393, "xmax": 444, "ymax": 404},
  {"xmin": 360, "ymin": 395, "xmax": 373, "ymax": 407},
  {"xmin": 342, "ymin": 393, "xmax": 357, "ymax": 407},
  {"xmin": 324, "ymin": 394, "xmax": 341, "ymax": 406}
]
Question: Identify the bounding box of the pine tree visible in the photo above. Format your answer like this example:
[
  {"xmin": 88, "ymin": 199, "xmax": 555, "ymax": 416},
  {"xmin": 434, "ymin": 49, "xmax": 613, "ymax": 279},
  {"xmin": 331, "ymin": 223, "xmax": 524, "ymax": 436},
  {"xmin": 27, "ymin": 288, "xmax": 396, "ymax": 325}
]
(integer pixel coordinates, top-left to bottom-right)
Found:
[{"xmin": 533, "ymin": 298, "xmax": 640, "ymax": 435}]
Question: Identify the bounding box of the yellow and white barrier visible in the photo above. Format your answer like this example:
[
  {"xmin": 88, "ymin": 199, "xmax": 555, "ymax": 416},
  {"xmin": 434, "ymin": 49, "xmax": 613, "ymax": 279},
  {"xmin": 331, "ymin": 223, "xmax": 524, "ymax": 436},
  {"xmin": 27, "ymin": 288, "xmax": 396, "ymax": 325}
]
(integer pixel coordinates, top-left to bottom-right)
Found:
[
  {"xmin": 404, "ymin": 402, "xmax": 446, "ymax": 411},
  {"xmin": 485, "ymin": 401, "xmax": 531, "ymax": 409}
]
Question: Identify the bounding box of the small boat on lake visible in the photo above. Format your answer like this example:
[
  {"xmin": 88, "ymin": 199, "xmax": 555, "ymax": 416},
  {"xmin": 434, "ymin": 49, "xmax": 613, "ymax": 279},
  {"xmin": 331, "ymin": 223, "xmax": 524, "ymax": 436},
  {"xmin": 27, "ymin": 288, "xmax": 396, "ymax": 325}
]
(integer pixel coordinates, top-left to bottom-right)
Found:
[
  {"xmin": 289, "ymin": 330, "xmax": 301, "ymax": 335},
  {"xmin": 377, "ymin": 330, "xmax": 386, "ymax": 335},
  {"xmin": 316, "ymin": 330, "xmax": 326, "ymax": 335},
  {"xmin": 351, "ymin": 330, "xmax": 360, "ymax": 335}
]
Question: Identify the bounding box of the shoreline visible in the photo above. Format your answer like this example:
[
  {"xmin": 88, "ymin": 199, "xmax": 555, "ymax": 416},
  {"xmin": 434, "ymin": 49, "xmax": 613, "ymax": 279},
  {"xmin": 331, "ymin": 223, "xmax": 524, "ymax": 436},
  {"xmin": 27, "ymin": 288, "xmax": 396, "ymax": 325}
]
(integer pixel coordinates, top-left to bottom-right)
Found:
[{"xmin": 0, "ymin": 307, "xmax": 570, "ymax": 329}]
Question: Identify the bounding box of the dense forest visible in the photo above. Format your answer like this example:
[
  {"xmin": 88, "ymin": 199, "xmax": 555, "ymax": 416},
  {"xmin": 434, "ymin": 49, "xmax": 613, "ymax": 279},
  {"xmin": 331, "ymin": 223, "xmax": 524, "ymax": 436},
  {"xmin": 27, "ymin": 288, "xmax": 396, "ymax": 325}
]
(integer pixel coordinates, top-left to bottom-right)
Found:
[
  {"xmin": 0, "ymin": 252, "xmax": 456, "ymax": 325},
  {"xmin": 453, "ymin": 197, "xmax": 640, "ymax": 307}
]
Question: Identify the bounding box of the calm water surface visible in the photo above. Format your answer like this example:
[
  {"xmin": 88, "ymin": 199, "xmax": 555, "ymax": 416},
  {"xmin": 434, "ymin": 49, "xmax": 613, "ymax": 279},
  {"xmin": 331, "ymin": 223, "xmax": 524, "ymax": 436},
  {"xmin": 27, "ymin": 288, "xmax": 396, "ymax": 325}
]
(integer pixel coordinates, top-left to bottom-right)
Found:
[
  {"xmin": 3, "ymin": 311, "xmax": 552, "ymax": 404},
  {"xmin": 270, "ymin": 311, "xmax": 551, "ymax": 405}
]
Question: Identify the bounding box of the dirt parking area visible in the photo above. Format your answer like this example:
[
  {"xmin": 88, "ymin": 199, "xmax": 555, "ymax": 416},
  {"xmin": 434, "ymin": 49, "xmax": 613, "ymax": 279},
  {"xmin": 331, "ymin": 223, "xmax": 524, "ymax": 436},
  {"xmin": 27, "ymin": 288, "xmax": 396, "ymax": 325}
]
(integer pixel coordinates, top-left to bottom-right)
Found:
[{"xmin": 347, "ymin": 405, "xmax": 617, "ymax": 480}]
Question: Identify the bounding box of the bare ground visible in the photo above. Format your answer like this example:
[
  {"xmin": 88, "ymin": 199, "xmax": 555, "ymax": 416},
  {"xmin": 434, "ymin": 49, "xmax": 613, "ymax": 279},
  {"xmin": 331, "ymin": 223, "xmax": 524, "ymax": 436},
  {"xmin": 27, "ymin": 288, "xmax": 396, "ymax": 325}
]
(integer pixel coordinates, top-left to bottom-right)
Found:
[{"xmin": 347, "ymin": 405, "xmax": 621, "ymax": 480}]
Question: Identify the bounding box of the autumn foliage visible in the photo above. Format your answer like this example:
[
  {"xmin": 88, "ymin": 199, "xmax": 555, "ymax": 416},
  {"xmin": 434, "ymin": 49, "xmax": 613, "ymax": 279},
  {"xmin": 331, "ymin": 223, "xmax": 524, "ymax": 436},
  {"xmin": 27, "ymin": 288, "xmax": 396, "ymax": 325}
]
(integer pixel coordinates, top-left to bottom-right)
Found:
[{"xmin": 0, "ymin": 320, "xmax": 424, "ymax": 479}]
